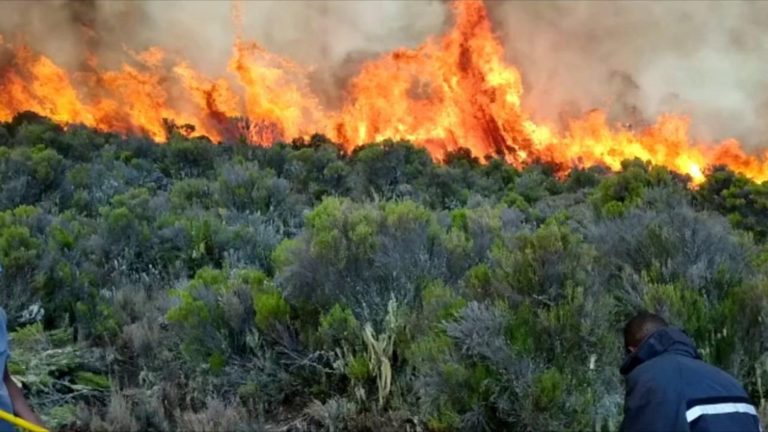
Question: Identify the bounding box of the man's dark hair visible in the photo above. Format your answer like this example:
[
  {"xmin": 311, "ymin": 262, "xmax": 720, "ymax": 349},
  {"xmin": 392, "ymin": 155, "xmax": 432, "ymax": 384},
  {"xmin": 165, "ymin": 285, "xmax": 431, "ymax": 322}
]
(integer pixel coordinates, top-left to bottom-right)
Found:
[{"xmin": 624, "ymin": 312, "xmax": 668, "ymax": 349}]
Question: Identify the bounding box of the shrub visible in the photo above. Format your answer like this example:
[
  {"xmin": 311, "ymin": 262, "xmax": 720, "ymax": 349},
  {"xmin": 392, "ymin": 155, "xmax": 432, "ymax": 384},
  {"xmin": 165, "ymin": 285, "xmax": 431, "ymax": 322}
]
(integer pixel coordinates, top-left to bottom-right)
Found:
[
  {"xmin": 318, "ymin": 304, "xmax": 361, "ymax": 350},
  {"xmin": 253, "ymin": 288, "xmax": 290, "ymax": 331},
  {"xmin": 3, "ymin": 116, "xmax": 768, "ymax": 431}
]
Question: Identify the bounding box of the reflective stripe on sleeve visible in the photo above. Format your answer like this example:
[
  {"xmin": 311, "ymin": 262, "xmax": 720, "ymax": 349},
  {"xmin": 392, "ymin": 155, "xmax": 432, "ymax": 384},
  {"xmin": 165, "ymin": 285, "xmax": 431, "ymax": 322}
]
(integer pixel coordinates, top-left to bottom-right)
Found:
[{"xmin": 686, "ymin": 402, "xmax": 758, "ymax": 423}]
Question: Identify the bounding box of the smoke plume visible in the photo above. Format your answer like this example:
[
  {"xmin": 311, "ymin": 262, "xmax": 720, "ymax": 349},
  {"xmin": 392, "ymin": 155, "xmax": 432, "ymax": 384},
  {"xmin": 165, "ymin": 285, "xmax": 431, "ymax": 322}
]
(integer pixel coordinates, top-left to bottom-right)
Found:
[
  {"xmin": 1, "ymin": 0, "xmax": 767, "ymax": 149},
  {"xmin": 485, "ymin": 1, "xmax": 768, "ymax": 149}
]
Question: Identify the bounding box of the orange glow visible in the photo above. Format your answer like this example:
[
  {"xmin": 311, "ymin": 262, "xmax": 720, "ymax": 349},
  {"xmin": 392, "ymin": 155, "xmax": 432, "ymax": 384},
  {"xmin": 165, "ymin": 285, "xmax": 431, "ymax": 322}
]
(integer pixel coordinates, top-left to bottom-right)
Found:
[{"xmin": 1, "ymin": 0, "xmax": 767, "ymax": 184}]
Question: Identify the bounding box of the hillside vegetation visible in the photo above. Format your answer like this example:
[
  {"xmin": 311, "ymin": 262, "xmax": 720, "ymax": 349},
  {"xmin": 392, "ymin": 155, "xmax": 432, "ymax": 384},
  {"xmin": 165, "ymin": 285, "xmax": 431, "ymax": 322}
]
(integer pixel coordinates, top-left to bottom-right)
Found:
[{"xmin": 1, "ymin": 114, "xmax": 767, "ymax": 431}]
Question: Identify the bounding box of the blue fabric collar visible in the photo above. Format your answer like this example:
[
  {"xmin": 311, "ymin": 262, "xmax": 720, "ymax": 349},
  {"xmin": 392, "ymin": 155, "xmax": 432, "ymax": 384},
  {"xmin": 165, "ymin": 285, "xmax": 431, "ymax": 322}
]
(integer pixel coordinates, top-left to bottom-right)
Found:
[{"xmin": 620, "ymin": 327, "xmax": 701, "ymax": 376}]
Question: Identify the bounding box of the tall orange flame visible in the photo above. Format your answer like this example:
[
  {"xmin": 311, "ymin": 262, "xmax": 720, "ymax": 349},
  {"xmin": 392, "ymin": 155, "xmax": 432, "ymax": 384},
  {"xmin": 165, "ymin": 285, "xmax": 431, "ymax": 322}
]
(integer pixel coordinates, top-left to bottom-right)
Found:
[{"xmin": 1, "ymin": 1, "xmax": 767, "ymax": 184}]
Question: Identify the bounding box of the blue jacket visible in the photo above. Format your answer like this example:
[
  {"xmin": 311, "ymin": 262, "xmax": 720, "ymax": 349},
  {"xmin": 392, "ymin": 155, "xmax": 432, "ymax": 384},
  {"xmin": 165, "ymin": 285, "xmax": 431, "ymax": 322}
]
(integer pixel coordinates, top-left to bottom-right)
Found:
[
  {"xmin": 620, "ymin": 327, "xmax": 762, "ymax": 432},
  {"xmin": 0, "ymin": 309, "xmax": 14, "ymax": 432}
]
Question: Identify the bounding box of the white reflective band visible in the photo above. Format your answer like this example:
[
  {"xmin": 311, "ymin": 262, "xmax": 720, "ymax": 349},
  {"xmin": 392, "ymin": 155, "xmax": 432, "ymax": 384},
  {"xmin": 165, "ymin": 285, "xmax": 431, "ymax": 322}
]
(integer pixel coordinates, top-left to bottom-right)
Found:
[{"xmin": 686, "ymin": 402, "xmax": 758, "ymax": 423}]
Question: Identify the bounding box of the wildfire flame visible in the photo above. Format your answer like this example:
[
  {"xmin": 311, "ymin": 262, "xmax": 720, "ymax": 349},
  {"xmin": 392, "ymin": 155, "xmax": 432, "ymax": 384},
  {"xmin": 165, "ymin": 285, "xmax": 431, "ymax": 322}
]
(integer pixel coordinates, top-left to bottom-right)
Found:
[{"xmin": 1, "ymin": 1, "xmax": 767, "ymax": 184}]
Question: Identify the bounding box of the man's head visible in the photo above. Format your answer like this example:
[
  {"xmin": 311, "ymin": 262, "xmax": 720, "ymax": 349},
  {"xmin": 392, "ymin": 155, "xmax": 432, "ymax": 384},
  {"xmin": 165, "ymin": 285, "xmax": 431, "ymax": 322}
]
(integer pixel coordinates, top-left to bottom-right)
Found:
[{"xmin": 623, "ymin": 311, "xmax": 668, "ymax": 353}]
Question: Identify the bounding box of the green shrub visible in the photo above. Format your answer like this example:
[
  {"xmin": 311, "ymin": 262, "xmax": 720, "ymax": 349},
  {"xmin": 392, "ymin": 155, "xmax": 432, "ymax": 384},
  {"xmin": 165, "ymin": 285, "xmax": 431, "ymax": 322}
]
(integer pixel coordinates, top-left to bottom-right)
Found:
[
  {"xmin": 346, "ymin": 355, "xmax": 370, "ymax": 382},
  {"xmin": 166, "ymin": 268, "xmax": 286, "ymax": 364},
  {"xmin": 74, "ymin": 372, "xmax": 111, "ymax": 390},
  {"xmin": 426, "ymin": 407, "xmax": 461, "ymax": 431},
  {"xmin": 533, "ymin": 368, "xmax": 566, "ymax": 410},
  {"xmin": 421, "ymin": 281, "xmax": 466, "ymax": 322},
  {"xmin": 0, "ymin": 225, "xmax": 40, "ymax": 274},
  {"xmin": 2, "ymin": 116, "xmax": 768, "ymax": 431},
  {"xmin": 318, "ymin": 304, "xmax": 361, "ymax": 349},
  {"xmin": 253, "ymin": 289, "xmax": 290, "ymax": 331},
  {"xmin": 406, "ymin": 331, "xmax": 453, "ymax": 370}
]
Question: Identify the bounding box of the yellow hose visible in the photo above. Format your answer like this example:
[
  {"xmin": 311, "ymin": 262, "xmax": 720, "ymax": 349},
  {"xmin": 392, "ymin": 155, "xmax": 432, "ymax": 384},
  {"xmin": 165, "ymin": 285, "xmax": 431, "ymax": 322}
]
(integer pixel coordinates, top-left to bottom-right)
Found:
[{"xmin": 0, "ymin": 409, "xmax": 47, "ymax": 432}]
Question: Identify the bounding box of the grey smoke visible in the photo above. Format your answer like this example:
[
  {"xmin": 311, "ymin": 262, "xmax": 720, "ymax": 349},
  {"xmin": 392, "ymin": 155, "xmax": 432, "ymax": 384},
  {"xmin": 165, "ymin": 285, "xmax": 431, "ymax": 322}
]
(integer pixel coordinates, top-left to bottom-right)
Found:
[
  {"xmin": 1, "ymin": 0, "xmax": 767, "ymax": 150},
  {"xmin": 486, "ymin": 1, "xmax": 768, "ymax": 149}
]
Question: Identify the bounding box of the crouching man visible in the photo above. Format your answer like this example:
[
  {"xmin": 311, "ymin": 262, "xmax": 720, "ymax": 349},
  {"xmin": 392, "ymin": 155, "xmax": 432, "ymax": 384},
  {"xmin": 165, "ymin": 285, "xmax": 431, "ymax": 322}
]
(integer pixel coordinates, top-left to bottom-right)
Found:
[{"xmin": 620, "ymin": 312, "xmax": 762, "ymax": 432}]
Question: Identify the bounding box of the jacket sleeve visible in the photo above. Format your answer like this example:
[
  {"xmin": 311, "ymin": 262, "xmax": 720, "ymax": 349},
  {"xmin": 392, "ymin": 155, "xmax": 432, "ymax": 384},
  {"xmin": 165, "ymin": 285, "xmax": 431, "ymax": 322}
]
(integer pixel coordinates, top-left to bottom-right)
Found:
[{"xmin": 620, "ymin": 377, "xmax": 689, "ymax": 432}]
